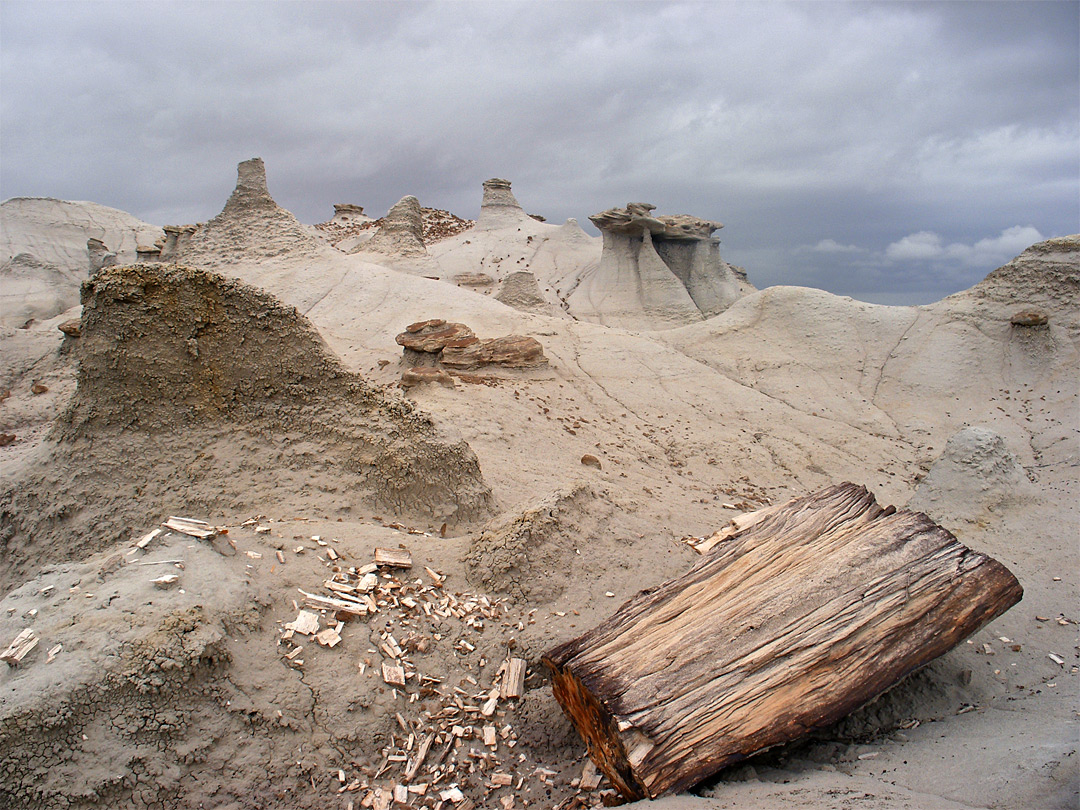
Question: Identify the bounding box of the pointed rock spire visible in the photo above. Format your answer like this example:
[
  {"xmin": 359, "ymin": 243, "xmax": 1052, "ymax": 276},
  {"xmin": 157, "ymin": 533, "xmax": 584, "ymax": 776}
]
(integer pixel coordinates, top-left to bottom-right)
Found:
[
  {"xmin": 178, "ymin": 158, "xmax": 324, "ymax": 267},
  {"xmin": 477, "ymin": 178, "xmax": 532, "ymax": 230}
]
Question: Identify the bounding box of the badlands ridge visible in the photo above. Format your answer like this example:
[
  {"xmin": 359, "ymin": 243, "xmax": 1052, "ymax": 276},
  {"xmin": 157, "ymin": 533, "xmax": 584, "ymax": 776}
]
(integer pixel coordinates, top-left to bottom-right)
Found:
[{"xmin": 0, "ymin": 159, "xmax": 1076, "ymax": 810}]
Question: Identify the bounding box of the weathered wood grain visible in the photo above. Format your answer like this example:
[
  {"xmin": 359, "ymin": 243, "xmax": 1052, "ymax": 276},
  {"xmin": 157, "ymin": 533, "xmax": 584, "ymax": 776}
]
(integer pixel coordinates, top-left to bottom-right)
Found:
[{"xmin": 543, "ymin": 483, "xmax": 1023, "ymax": 800}]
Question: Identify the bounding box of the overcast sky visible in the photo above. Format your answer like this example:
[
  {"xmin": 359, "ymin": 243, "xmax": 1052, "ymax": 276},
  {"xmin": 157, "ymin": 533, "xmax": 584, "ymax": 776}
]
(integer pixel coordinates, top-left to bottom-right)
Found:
[{"xmin": 2, "ymin": 1, "xmax": 1076, "ymax": 304}]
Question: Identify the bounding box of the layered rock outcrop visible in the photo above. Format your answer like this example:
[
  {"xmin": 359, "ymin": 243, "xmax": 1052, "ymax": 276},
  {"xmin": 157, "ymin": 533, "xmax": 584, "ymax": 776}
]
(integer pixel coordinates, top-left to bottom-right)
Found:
[
  {"xmin": 948, "ymin": 235, "xmax": 1079, "ymax": 326},
  {"xmin": 350, "ymin": 196, "xmax": 453, "ymax": 275},
  {"xmin": 158, "ymin": 224, "xmax": 199, "ymax": 262}
]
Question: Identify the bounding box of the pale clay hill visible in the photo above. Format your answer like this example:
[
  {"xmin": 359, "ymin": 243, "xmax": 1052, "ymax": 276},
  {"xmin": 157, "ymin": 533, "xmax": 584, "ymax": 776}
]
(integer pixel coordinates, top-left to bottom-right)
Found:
[{"xmin": 0, "ymin": 158, "xmax": 1076, "ymax": 810}]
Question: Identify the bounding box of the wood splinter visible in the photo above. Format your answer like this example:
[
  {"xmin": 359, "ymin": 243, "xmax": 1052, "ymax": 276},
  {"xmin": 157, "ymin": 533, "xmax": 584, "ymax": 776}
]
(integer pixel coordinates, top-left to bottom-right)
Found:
[{"xmin": 374, "ymin": 547, "xmax": 412, "ymax": 569}]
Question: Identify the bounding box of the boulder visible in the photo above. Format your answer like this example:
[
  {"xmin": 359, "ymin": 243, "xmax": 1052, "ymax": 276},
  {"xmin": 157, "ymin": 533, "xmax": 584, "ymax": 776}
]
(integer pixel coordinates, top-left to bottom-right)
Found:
[{"xmin": 1011, "ymin": 309, "xmax": 1049, "ymax": 327}]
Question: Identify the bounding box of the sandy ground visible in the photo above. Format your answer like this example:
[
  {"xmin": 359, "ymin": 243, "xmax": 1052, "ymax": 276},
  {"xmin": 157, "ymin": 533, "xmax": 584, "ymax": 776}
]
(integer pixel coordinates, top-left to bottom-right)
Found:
[{"xmin": 0, "ymin": 170, "xmax": 1076, "ymax": 809}]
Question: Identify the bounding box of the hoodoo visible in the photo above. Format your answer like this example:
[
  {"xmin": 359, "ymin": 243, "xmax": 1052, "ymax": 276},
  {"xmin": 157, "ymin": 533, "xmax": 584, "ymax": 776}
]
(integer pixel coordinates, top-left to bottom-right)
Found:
[{"xmin": 568, "ymin": 202, "xmax": 751, "ymax": 329}]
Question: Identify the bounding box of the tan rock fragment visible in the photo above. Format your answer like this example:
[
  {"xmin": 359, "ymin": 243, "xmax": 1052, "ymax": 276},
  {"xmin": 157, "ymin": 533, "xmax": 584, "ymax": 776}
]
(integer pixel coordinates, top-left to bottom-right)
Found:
[
  {"xmin": 454, "ymin": 273, "xmax": 495, "ymax": 287},
  {"xmin": 1011, "ymin": 309, "xmax": 1048, "ymax": 326},
  {"xmin": 401, "ymin": 367, "xmax": 455, "ymax": 389},
  {"xmin": 580, "ymin": 454, "xmax": 602, "ymax": 470}
]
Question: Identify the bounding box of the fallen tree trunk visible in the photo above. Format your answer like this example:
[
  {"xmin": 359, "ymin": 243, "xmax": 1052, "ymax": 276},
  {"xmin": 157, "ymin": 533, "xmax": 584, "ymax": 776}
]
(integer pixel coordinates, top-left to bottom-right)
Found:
[{"xmin": 542, "ymin": 482, "xmax": 1023, "ymax": 801}]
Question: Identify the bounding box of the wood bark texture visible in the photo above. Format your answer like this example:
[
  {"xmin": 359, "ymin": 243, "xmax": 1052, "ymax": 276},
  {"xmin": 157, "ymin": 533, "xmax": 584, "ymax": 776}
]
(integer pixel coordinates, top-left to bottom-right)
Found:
[{"xmin": 542, "ymin": 482, "xmax": 1023, "ymax": 801}]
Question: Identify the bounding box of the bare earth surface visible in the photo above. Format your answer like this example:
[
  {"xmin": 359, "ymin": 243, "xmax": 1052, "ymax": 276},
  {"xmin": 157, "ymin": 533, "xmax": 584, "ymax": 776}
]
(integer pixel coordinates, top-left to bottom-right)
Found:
[{"xmin": 0, "ymin": 164, "xmax": 1076, "ymax": 810}]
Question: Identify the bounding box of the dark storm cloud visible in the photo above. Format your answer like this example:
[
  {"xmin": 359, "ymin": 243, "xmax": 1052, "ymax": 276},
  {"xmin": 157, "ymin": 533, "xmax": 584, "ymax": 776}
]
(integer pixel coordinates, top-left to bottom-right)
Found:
[{"xmin": 1, "ymin": 0, "xmax": 1076, "ymax": 304}]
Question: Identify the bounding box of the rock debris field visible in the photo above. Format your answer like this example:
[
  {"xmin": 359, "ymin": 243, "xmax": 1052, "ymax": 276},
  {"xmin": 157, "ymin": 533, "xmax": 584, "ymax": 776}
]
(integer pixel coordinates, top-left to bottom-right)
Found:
[{"xmin": 0, "ymin": 159, "xmax": 1077, "ymax": 810}]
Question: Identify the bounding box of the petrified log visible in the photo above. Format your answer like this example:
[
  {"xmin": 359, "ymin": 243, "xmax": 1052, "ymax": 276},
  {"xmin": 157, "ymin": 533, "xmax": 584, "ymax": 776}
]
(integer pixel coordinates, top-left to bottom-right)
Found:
[{"xmin": 542, "ymin": 482, "xmax": 1023, "ymax": 801}]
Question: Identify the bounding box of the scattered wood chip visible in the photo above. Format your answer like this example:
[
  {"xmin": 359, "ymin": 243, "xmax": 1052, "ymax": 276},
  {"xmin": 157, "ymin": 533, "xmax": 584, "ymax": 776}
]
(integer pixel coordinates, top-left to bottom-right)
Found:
[
  {"xmin": 316, "ymin": 627, "xmax": 342, "ymax": 647},
  {"xmin": 1, "ymin": 628, "xmax": 38, "ymax": 666},
  {"xmin": 298, "ymin": 589, "xmax": 369, "ymax": 617},
  {"xmin": 286, "ymin": 610, "xmax": 321, "ymax": 636},
  {"xmin": 151, "ymin": 574, "xmax": 180, "ymax": 589},
  {"xmin": 1048, "ymin": 653, "xmax": 1065, "ymax": 666},
  {"xmin": 46, "ymin": 643, "xmax": 62, "ymax": 663},
  {"xmin": 134, "ymin": 528, "xmax": 163, "ymax": 550},
  {"xmin": 162, "ymin": 518, "xmax": 216, "ymax": 539},
  {"xmin": 383, "ymin": 662, "xmax": 406, "ymax": 687},
  {"xmin": 425, "ymin": 566, "xmax": 446, "ymax": 584},
  {"xmin": 169, "ymin": 515, "xmax": 210, "ymax": 526},
  {"xmin": 581, "ymin": 759, "xmax": 603, "ymax": 791},
  {"xmin": 439, "ymin": 786, "xmax": 464, "ymax": 803},
  {"xmin": 375, "ymin": 548, "xmax": 413, "ymax": 569},
  {"xmin": 500, "ymin": 658, "xmax": 526, "ymax": 699},
  {"xmin": 480, "ymin": 690, "xmax": 499, "ymax": 717},
  {"xmin": 404, "ymin": 733, "xmax": 434, "ymax": 782}
]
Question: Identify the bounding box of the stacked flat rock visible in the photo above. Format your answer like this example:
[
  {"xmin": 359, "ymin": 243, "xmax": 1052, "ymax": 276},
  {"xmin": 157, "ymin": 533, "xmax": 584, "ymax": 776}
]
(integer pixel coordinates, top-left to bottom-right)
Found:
[
  {"xmin": 442, "ymin": 335, "xmax": 547, "ymax": 369},
  {"xmin": 396, "ymin": 320, "xmax": 478, "ymax": 353},
  {"xmin": 589, "ymin": 203, "xmax": 722, "ymax": 241},
  {"xmin": 395, "ymin": 320, "xmax": 548, "ymax": 371}
]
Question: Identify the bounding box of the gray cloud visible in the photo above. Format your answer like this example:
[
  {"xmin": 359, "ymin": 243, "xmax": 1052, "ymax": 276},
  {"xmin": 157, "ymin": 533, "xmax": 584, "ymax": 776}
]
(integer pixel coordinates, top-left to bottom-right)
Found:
[{"xmin": 1, "ymin": 0, "xmax": 1076, "ymax": 304}]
